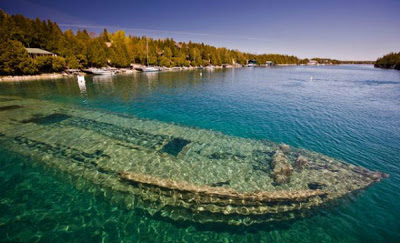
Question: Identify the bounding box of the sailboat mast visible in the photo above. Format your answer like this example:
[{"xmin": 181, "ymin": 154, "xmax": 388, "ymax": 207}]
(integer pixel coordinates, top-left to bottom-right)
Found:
[{"xmin": 146, "ymin": 38, "xmax": 148, "ymax": 67}]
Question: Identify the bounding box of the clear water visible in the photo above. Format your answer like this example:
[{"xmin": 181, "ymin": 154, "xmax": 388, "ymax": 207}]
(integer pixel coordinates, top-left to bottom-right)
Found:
[{"xmin": 0, "ymin": 65, "xmax": 399, "ymax": 242}]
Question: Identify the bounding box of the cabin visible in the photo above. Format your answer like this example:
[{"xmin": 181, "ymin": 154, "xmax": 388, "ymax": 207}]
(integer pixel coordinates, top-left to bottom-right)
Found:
[
  {"xmin": 307, "ymin": 60, "xmax": 319, "ymax": 66},
  {"xmin": 247, "ymin": 60, "xmax": 257, "ymax": 67},
  {"xmin": 175, "ymin": 42, "xmax": 183, "ymax": 49},
  {"xmin": 266, "ymin": 61, "xmax": 275, "ymax": 66},
  {"xmin": 25, "ymin": 48, "xmax": 56, "ymax": 59}
]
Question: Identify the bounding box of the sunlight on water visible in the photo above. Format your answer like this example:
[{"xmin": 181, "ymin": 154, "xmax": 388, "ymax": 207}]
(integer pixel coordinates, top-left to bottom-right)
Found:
[{"xmin": 0, "ymin": 65, "xmax": 399, "ymax": 242}]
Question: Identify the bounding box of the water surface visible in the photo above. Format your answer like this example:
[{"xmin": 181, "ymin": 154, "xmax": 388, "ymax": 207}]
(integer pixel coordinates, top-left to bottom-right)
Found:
[{"xmin": 0, "ymin": 65, "xmax": 399, "ymax": 242}]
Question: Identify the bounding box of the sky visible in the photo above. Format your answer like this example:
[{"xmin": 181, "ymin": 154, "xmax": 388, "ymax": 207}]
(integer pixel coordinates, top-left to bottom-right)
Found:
[{"xmin": 1, "ymin": 0, "xmax": 399, "ymax": 60}]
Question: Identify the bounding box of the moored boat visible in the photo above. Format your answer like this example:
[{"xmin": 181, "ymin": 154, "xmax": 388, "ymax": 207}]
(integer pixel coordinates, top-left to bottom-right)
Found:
[
  {"xmin": 91, "ymin": 69, "xmax": 114, "ymax": 75},
  {"xmin": 82, "ymin": 68, "xmax": 114, "ymax": 75},
  {"xmin": 135, "ymin": 66, "xmax": 160, "ymax": 72},
  {"xmin": 135, "ymin": 38, "xmax": 160, "ymax": 73}
]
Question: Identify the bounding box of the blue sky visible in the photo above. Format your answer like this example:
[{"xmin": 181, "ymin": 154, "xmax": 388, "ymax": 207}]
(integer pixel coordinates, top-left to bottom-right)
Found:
[{"xmin": 2, "ymin": 0, "xmax": 399, "ymax": 60}]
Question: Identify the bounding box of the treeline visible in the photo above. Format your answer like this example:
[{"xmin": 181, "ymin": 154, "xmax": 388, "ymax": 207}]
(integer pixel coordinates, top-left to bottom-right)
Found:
[
  {"xmin": 309, "ymin": 58, "xmax": 340, "ymax": 64},
  {"xmin": 375, "ymin": 52, "xmax": 400, "ymax": 70},
  {"xmin": 340, "ymin": 60, "xmax": 374, "ymax": 64},
  {"xmin": 0, "ymin": 10, "xmax": 304, "ymax": 75},
  {"xmin": 306, "ymin": 58, "xmax": 374, "ymax": 65}
]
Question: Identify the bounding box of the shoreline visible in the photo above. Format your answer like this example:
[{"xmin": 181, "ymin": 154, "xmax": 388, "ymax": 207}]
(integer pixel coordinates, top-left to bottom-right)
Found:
[
  {"xmin": 1, "ymin": 64, "xmax": 370, "ymax": 82},
  {"xmin": 0, "ymin": 73, "xmax": 73, "ymax": 82}
]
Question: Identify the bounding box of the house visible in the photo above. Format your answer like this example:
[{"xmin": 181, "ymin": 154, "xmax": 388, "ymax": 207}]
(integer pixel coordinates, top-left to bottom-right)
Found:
[
  {"xmin": 25, "ymin": 48, "xmax": 56, "ymax": 58},
  {"xmin": 307, "ymin": 60, "xmax": 319, "ymax": 66},
  {"xmin": 247, "ymin": 59, "xmax": 257, "ymax": 67},
  {"xmin": 175, "ymin": 42, "xmax": 183, "ymax": 49},
  {"xmin": 266, "ymin": 61, "xmax": 275, "ymax": 66}
]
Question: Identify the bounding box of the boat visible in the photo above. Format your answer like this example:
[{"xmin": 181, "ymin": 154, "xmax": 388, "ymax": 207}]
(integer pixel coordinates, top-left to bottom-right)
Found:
[
  {"xmin": 90, "ymin": 69, "xmax": 114, "ymax": 75},
  {"xmin": 136, "ymin": 66, "xmax": 160, "ymax": 72},
  {"xmin": 247, "ymin": 60, "xmax": 257, "ymax": 67},
  {"xmin": 82, "ymin": 68, "xmax": 114, "ymax": 75},
  {"xmin": 0, "ymin": 96, "xmax": 388, "ymax": 226},
  {"xmin": 136, "ymin": 38, "xmax": 159, "ymax": 73}
]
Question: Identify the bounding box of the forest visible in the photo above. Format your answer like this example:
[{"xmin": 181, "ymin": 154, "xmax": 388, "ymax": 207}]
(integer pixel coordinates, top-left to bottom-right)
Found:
[
  {"xmin": 1, "ymin": 10, "xmax": 386, "ymax": 76},
  {"xmin": 0, "ymin": 10, "xmax": 305, "ymax": 75},
  {"xmin": 374, "ymin": 52, "xmax": 400, "ymax": 70}
]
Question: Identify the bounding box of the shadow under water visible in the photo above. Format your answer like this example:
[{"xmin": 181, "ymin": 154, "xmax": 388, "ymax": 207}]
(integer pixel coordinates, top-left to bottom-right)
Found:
[{"xmin": 0, "ymin": 95, "xmax": 388, "ymax": 228}]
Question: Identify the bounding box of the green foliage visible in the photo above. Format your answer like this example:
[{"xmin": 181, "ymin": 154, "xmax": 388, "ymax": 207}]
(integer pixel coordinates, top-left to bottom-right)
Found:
[
  {"xmin": 375, "ymin": 52, "xmax": 400, "ymax": 70},
  {"xmin": 310, "ymin": 58, "xmax": 340, "ymax": 65},
  {"xmin": 66, "ymin": 55, "xmax": 80, "ymax": 69},
  {"xmin": 6, "ymin": 9, "xmax": 375, "ymax": 76},
  {"xmin": 158, "ymin": 56, "xmax": 171, "ymax": 67},
  {"xmin": 36, "ymin": 56, "xmax": 65, "ymax": 73},
  {"xmin": 51, "ymin": 56, "xmax": 66, "ymax": 72},
  {"xmin": 0, "ymin": 40, "xmax": 37, "ymax": 75},
  {"xmin": 87, "ymin": 38, "xmax": 108, "ymax": 67},
  {"xmin": 35, "ymin": 56, "xmax": 53, "ymax": 73}
]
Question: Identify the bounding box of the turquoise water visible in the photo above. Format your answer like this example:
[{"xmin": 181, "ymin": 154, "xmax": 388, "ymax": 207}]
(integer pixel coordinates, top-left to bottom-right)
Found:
[{"xmin": 0, "ymin": 65, "xmax": 399, "ymax": 242}]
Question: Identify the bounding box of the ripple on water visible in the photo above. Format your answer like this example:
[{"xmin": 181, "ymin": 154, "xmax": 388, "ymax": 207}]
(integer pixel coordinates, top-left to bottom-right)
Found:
[{"xmin": 0, "ymin": 66, "xmax": 399, "ymax": 242}]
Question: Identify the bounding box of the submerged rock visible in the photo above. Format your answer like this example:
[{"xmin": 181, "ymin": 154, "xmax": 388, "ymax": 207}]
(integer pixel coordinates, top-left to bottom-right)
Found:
[
  {"xmin": 279, "ymin": 143, "xmax": 291, "ymax": 153},
  {"xmin": 295, "ymin": 155, "xmax": 308, "ymax": 170},
  {"xmin": 270, "ymin": 150, "xmax": 293, "ymax": 184}
]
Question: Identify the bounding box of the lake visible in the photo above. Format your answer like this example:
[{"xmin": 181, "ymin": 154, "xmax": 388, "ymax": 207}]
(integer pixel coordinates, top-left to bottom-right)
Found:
[{"xmin": 0, "ymin": 65, "xmax": 399, "ymax": 242}]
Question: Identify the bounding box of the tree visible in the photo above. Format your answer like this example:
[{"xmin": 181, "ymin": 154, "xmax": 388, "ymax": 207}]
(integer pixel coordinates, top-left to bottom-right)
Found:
[
  {"xmin": 36, "ymin": 56, "xmax": 53, "ymax": 73},
  {"xmin": 35, "ymin": 56, "xmax": 65, "ymax": 73},
  {"xmin": 220, "ymin": 48, "xmax": 231, "ymax": 64},
  {"xmin": 375, "ymin": 52, "xmax": 400, "ymax": 70},
  {"xmin": 189, "ymin": 47, "xmax": 201, "ymax": 66},
  {"xmin": 158, "ymin": 56, "xmax": 171, "ymax": 67},
  {"xmin": 0, "ymin": 10, "xmax": 316, "ymax": 74},
  {"xmin": 66, "ymin": 55, "xmax": 80, "ymax": 69},
  {"xmin": 0, "ymin": 40, "xmax": 37, "ymax": 75},
  {"xmin": 86, "ymin": 38, "xmax": 107, "ymax": 67},
  {"xmin": 51, "ymin": 56, "xmax": 66, "ymax": 72}
]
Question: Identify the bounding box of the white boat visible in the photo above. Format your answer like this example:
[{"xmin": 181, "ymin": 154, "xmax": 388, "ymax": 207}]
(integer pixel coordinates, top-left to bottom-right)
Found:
[
  {"xmin": 91, "ymin": 69, "xmax": 113, "ymax": 75},
  {"xmin": 137, "ymin": 38, "xmax": 159, "ymax": 73},
  {"xmin": 138, "ymin": 67, "xmax": 160, "ymax": 72}
]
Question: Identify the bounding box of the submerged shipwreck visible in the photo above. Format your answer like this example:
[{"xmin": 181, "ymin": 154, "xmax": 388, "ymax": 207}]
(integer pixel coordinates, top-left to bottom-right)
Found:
[{"xmin": 0, "ymin": 96, "xmax": 388, "ymax": 225}]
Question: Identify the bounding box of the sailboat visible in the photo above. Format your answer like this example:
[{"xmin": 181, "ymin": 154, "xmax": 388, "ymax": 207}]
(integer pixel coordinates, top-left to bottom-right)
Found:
[{"xmin": 137, "ymin": 38, "xmax": 160, "ymax": 72}]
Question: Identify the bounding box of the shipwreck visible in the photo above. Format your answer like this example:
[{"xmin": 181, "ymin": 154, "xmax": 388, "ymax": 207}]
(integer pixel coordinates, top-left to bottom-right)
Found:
[{"xmin": 0, "ymin": 96, "xmax": 388, "ymax": 225}]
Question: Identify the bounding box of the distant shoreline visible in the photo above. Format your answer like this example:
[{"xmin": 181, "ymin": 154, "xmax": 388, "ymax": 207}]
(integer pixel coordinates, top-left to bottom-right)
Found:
[{"xmin": 0, "ymin": 64, "xmax": 377, "ymax": 82}]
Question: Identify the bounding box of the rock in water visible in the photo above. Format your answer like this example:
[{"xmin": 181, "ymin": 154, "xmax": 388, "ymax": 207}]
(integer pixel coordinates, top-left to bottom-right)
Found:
[
  {"xmin": 279, "ymin": 143, "xmax": 291, "ymax": 153},
  {"xmin": 271, "ymin": 150, "xmax": 293, "ymax": 184},
  {"xmin": 295, "ymin": 155, "xmax": 308, "ymax": 170}
]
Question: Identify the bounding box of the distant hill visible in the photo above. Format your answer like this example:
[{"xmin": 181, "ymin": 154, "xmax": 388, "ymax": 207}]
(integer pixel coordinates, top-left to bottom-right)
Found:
[{"xmin": 374, "ymin": 52, "xmax": 400, "ymax": 70}]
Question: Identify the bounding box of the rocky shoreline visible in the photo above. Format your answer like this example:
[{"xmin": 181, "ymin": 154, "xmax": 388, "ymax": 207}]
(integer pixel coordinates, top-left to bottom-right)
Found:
[
  {"xmin": 0, "ymin": 64, "xmax": 299, "ymax": 82},
  {"xmin": 0, "ymin": 73, "xmax": 73, "ymax": 82}
]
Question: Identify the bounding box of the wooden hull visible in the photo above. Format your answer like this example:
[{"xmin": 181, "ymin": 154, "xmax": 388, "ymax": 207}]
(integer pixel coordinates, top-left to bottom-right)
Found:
[{"xmin": 0, "ymin": 96, "xmax": 388, "ymax": 225}]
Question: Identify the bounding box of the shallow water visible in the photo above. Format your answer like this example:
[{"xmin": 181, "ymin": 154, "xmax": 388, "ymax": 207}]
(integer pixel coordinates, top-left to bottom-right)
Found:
[{"xmin": 0, "ymin": 65, "xmax": 399, "ymax": 242}]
